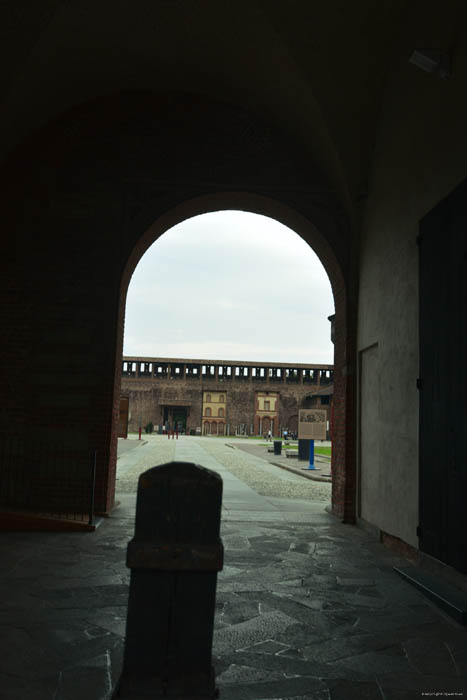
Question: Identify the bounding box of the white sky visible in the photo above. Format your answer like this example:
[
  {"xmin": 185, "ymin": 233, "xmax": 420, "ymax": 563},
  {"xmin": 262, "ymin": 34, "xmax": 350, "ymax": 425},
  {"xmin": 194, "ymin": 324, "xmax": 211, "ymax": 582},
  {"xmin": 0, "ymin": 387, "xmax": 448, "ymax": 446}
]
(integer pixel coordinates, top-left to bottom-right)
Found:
[{"xmin": 123, "ymin": 211, "xmax": 335, "ymax": 364}]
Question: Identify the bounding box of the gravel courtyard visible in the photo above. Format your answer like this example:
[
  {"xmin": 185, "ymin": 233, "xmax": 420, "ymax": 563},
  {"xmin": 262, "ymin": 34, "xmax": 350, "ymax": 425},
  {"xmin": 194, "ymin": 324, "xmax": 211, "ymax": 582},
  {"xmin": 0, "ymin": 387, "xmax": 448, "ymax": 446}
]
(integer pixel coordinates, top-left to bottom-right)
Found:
[
  {"xmin": 116, "ymin": 435, "xmax": 332, "ymax": 502},
  {"xmin": 199, "ymin": 438, "xmax": 331, "ymax": 501},
  {"xmin": 116, "ymin": 436, "xmax": 176, "ymax": 493}
]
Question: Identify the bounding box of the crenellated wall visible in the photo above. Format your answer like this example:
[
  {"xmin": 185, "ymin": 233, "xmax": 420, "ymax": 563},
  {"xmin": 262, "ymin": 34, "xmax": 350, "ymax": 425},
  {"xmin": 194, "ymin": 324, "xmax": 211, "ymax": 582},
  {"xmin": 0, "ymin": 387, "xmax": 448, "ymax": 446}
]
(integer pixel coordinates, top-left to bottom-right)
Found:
[{"xmin": 121, "ymin": 356, "xmax": 334, "ymax": 437}]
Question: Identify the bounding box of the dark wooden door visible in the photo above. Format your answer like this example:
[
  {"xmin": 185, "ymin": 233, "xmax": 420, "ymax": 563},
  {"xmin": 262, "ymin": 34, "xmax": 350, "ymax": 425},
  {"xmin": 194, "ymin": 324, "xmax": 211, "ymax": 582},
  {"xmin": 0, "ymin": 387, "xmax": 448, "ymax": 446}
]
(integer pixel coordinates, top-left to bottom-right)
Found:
[
  {"xmin": 419, "ymin": 178, "xmax": 467, "ymax": 573},
  {"xmin": 118, "ymin": 396, "xmax": 129, "ymax": 439}
]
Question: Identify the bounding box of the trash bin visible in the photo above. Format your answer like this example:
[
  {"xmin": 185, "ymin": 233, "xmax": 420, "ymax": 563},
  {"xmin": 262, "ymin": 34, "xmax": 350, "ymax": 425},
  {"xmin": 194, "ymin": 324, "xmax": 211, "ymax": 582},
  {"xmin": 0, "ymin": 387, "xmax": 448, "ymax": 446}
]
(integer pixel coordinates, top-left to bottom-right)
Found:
[
  {"xmin": 298, "ymin": 439, "xmax": 309, "ymax": 460},
  {"xmin": 273, "ymin": 440, "xmax": 282, "ymax": 455}
]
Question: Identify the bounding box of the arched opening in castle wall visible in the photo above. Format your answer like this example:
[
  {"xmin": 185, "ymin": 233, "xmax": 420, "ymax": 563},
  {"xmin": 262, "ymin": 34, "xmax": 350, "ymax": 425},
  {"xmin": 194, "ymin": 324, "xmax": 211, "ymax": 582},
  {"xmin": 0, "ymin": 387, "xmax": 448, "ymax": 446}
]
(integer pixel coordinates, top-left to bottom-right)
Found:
[
  {"xmin": 1, "ymin": 92, "xmax": 356, "ymax": 523},
  {"xmin": 116, "ymin": 191, "xmax": 352, "ymax": 521}
]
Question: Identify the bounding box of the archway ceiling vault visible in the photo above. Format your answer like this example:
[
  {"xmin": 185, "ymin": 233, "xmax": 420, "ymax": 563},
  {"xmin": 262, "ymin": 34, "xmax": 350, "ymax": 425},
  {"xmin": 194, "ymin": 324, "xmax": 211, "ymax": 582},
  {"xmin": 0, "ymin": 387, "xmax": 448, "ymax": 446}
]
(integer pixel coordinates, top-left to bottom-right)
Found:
[{"xmin": 0, "ymin": 0, "xmax": 409, "ymax": 218}]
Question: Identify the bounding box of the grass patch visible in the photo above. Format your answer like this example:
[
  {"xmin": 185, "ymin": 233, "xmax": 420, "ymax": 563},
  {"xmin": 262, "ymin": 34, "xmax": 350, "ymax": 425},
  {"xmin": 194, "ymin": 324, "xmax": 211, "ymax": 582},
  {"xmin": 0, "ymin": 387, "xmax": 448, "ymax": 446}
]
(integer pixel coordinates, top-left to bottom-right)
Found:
[
  {"xmin": 213, "ymin": 435, "xmax": 256, "ymax": 438},
  {"xmin": 259, "ymin": 442, "xmax": 297, "ymax": 448},
  {"xmin": 315, "ymin": 446, "xmax": 331, "ymax": 456},
  {"xmin": 258, "ymin": 444, "xmax": 332, "ymax": 457}
]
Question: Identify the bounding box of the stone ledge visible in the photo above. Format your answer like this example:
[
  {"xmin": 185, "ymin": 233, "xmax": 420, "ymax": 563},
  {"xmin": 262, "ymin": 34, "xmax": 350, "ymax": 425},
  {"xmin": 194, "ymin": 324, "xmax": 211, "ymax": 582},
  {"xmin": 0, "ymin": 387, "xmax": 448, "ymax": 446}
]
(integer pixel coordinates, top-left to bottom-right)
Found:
[
  {"xmin": 394, "ymin": 566, "xmax": 467, "ymax": 625},
  {"xmin": 270, "ymin": 461, "xmax": 332, "ymax": 483}
]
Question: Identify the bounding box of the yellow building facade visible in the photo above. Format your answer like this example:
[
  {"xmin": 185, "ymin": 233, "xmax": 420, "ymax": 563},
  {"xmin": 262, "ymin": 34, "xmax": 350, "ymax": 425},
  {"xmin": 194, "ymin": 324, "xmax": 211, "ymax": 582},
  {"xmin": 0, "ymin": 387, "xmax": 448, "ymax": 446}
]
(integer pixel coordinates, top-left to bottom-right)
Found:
[
  {"xmin": 255, "ymin": 391, "xmax": 280, "ymax": 436},
  {"xmin": 202, "ymin": 391, "xmax": 227, "ymax": 435}
]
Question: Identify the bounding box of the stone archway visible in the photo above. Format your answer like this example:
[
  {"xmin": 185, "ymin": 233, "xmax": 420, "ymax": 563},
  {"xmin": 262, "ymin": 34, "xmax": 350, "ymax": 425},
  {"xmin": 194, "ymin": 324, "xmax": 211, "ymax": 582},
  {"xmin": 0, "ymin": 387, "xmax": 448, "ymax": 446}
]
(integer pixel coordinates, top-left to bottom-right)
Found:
[
  {"xmin": 288, "ymin": 415, "xmax": 298, "ymax": 433},
  {"xmin": 118, "ymin": 191, "xmax": 353, "ymax": 521},
  {"xmin": 301, "ymin": 395, "xmax": 315, "ymax": 409},
  {"xmin": 1, "ymin": 91, "xmax": 355, "ymax": 521}
]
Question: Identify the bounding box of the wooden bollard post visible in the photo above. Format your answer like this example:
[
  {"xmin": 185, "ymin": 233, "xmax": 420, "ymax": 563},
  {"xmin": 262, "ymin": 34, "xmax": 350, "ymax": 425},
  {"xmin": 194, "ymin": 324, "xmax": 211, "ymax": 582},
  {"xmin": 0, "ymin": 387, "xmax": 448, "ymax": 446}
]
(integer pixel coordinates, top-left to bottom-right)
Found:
[{"xmin": 114, "ymin": 461, "xmax": 223, "ymax": 699}]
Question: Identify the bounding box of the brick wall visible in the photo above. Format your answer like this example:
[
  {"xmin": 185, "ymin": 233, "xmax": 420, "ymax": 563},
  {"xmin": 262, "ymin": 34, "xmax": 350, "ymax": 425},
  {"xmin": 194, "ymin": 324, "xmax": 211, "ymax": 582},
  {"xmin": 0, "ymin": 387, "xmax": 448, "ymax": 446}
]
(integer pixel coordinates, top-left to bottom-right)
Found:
[
  {"xmin": 121, "ymin": 358, "xmax": 334, "ymax": 437},
  {"xmin": 0, "ymin": 92, "xmax": 355, "ymax": 519}
]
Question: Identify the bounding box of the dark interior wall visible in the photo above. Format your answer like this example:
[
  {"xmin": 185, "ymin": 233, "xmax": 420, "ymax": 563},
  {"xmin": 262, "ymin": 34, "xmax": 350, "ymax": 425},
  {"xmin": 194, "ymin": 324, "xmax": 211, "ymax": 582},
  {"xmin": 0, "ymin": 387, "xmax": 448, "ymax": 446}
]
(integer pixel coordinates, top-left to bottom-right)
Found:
[
  {"xmin": 0, "ymin": 91, "xmax": 354, "ymax": 516},
  {"xmin": 357, "ymin": 5, "xmax": 467, "ymax": 548}
]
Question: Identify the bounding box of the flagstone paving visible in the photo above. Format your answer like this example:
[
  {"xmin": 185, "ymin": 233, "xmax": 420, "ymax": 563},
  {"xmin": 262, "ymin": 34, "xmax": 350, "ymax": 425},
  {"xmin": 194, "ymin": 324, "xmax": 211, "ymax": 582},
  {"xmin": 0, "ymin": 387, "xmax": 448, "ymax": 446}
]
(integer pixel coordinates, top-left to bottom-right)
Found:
[{"xmin": 0, "ymin": 436, "xmax": 466, "ymax": 698}]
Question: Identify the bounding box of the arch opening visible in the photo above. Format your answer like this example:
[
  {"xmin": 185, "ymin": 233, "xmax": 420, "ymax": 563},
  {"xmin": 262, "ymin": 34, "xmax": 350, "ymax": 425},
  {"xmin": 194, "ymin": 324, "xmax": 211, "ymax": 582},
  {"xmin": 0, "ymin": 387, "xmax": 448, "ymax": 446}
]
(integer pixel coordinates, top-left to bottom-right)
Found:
[
  {"xmin": 0, "ymin": 91, "xmax": 356, "ymax": 524},
  {"xmin": 113, "ymin": 197, "xmax": 353, "ymax": 522}
]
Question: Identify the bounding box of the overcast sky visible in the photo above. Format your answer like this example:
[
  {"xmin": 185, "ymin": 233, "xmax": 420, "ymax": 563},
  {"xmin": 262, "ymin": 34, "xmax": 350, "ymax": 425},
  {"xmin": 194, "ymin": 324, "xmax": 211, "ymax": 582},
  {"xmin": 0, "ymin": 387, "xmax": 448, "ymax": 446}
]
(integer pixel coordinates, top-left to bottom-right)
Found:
[{"xmin": 123, "ymin": 211, "xmax": 334, "ymax": 364}]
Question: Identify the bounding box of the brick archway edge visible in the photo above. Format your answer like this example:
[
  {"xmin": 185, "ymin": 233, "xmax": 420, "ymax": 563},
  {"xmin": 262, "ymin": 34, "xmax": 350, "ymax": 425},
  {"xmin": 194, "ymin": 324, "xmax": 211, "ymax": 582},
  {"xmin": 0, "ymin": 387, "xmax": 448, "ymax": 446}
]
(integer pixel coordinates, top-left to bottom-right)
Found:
[
  {"xmin": 0, "ymin": 92, "xmax": 356, "ymax": 524},
  {"xmin": 115, "ymin": 191, "xmax": 355, "ymax": 523}
]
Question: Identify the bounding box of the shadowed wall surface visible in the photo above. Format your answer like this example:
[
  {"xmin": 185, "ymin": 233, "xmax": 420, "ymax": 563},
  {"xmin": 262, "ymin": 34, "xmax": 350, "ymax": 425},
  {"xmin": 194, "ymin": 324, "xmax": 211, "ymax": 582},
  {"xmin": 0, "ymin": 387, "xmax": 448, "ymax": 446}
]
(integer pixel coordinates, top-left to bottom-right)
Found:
[{"xmin": 1, "ymin": 0, "xmax": 467, "ymax": 571}]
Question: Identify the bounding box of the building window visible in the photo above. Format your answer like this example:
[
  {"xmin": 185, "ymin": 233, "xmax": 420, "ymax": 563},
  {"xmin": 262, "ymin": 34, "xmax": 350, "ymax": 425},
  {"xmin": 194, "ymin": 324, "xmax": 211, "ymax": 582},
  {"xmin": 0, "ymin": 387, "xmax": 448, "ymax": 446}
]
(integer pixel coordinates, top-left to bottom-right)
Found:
[
  {"xmin": 219, "ymin": 408, "xmax": 224, "ymax": 418},
  {"xmin": 206, "ymin": 407, "xmax": 211, "ymax": 417},
  {"xmin": 321, "ymin": 395, "xmax": 330, "ymax": 405},
  {"xmin": 219, "ymin": 394, "xmax": 224, "ymax": 402},
  {"xmin": 264, "ymin": 400, "xmax": 270, "ymax": 411},
  {"xmin": 206, "ymin": 394, "xmax": 211, "ymax": 402}
]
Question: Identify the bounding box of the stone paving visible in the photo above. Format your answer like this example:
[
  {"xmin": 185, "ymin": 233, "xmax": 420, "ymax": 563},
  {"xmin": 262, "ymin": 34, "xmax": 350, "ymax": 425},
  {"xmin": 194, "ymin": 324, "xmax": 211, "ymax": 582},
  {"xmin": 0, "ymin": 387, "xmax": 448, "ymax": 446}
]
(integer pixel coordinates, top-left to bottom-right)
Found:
[
  {"xmin": 230, "ymin": 440, "xmax": 332, "ymax": 483},
  {"xmin": 198, "ymin": 438, "xmax": 332, "ymax": 502},
  {"xmin": 0, "ymin": 436, "xmax": 466, "ymax": 699}
]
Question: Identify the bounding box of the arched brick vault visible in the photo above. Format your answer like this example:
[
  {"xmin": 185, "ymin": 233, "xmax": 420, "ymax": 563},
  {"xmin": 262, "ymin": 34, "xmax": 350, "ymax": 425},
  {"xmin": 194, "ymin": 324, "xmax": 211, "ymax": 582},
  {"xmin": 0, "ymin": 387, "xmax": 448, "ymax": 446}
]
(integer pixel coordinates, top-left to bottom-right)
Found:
[{"xmin": 0, "ymin": 91, "xmax": 357, "ymax": 522}]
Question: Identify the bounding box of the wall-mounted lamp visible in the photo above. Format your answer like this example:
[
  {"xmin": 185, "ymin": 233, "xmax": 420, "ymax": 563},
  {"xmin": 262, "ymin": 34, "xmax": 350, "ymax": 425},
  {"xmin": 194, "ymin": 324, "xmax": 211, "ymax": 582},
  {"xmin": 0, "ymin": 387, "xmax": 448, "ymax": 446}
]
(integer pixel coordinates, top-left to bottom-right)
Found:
[{"xmin": 409, "ymin": 49, "xmax": 451, "ymax": 79}]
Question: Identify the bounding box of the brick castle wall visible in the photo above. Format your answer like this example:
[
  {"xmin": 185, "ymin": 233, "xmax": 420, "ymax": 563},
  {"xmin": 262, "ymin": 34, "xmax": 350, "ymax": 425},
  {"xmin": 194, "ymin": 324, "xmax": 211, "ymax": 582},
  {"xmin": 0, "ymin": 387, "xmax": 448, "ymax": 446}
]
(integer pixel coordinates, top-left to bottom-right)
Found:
[{"xmin": 121, "ymin": 357, "xmax": 334, "ymax": 436}]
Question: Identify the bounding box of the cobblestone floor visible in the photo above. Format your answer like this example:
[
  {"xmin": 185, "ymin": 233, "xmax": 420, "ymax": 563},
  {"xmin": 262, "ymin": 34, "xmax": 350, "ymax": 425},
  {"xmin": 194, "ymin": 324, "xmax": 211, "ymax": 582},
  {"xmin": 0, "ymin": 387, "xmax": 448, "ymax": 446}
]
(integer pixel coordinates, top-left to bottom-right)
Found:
[
  {"xmin": 0, "ymin": 436, "xmax": 466, "ymax": 699},
  {"xmin": 185, "ymin": 437, "xmax": 332, "ymax": 501},
  {"xmin": 115, "ymin": 436, "xmax": 175, "ymax": 492}
]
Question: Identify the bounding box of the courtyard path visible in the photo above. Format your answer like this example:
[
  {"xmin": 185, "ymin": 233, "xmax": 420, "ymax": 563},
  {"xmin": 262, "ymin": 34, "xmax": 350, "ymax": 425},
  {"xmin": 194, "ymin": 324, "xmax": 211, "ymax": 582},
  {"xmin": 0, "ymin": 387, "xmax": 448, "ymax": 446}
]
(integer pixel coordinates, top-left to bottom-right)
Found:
[
  {"xmin": 0, "ymin": 438, "xmax": 465, "ymax": 698},
  {"xmin": 116, "ymin": 435, "xmax": 331, "ymax": 502}
]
